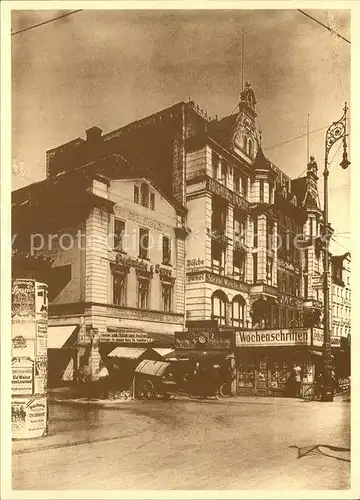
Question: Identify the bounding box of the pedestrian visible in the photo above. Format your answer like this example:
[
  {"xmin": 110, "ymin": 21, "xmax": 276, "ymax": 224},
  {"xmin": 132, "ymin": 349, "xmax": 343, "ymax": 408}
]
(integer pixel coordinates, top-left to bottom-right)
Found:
[{"xmin": 292, "ymin": 363, "xmax": 302, "ymax": 398}]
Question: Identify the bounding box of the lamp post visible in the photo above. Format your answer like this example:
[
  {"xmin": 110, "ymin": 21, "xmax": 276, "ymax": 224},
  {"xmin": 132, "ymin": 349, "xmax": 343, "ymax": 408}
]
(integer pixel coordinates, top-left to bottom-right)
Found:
[{"xmin": 321, "ymin": 103, "xmax": 350, "ymax": 402}]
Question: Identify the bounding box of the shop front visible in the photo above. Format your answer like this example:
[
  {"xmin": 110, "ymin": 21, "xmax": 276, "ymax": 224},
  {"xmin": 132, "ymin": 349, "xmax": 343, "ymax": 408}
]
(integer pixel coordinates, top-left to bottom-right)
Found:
[
  {"xmin": 235, "ymin": 327, "xmax": 324, "ymax": 397},
  {"xmin": 98, "ymin": 327, "xmax": 176, "ymax": 391},
  {"xmin": 166, "ymin": 320, "xmax": 237, "ymax": 396}
]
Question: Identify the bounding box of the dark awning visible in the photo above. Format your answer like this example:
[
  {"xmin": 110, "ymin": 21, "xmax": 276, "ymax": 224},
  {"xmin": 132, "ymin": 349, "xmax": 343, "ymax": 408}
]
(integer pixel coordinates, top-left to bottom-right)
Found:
[
  {"xmin": 135, "ymin": 359, "xmax": 171, "ymax": 377},
  {"xmin": 164, "ymin": 349, "xmax": 231, "ymax": 361}
]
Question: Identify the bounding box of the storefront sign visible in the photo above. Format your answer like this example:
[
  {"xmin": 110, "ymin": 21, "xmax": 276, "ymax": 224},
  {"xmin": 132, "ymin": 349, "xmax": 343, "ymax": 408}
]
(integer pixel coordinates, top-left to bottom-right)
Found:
[
  {"xmin": 330, "ymin": 336, "xmax": 341, "ymax": 347},
  {"xmin": 187, "ymin": 258, "xmax": 205, "ymax": 268},
  {"xmin": 236, "ymin": 328, "xmax": 310, "ymax": 347},
  {"xmin": 12, "ymin": 396, "xmax": 48, "ymax": 440},
  {"xmin": 175, "ymin": 329, "xmax": 233, "ymax": 349},
  {"xmin": 12, "ymin": 357, "xmax": 34, "ymax": 396},
  {"xmin": 100, "ymin": 330, "xmax": 154, "ymax": 343},
  {"xmin": 312, "ymin": 328, "xmax": 324, "ymax": 347}
]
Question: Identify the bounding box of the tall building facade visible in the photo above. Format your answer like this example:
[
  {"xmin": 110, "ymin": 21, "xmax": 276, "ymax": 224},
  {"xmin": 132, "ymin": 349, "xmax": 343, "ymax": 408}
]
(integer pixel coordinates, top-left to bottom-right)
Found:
[
  {"xmin": 13, "ymin": 84, "xmax": 349, "ymax": 393},
  {"xmin": 331, "ymin": 253, "xmax": 351, "ymax": 341}
]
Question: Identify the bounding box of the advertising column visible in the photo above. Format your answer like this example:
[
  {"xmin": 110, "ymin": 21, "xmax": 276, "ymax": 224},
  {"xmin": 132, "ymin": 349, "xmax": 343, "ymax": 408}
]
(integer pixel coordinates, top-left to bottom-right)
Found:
[{"xmin": 12, "ymin": 279, "xmax": 48, "ymax": 440}]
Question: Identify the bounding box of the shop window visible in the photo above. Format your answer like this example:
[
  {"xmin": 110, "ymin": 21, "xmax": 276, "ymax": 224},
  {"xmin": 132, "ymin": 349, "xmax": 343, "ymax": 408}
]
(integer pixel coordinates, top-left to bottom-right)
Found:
[
  {"xmin": 162, "ymin": 236, "xmax": 171, "ymax": 265},
  {"xmin": 150, "ymin": 193, "xmax": 155, "ymax": 211},
  {"xmin": 113, "ymin": 272, "xmax": 126, "ymax": 306},
  {"xmin": 140, "ymin": 183, "xmax": 149, "ymax": 208},
  {"xmin": 139, "ymin": 227, "xmax": 149, "ymax": 260},
  {"xmin": 134, "ymin": 185, "xmax": 139, "ymax": 204},
  {"xmin": 162, "ymin": 283, "xmax": 172, "ymax": 312},
  {"xmin": 237, "ymin": 362, "xmax": 255, "ymax": 389},
  {"xmin": 113, "ymin": 219, "xmax": 125, "ymax": 252},
  {"xmin": 137, "ymin": 278, "xmax": 149, "ymax": 309},
  {"xmin": 211, "ymin": 290, "xmax": 227, "ymax": 326},
  {"xmin": 232, "ymin": 295, "xmax": 246, "ymax": 327}
]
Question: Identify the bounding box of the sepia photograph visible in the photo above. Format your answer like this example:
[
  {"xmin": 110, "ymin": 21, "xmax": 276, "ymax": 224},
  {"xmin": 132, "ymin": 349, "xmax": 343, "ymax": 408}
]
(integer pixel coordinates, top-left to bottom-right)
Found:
[{"xmin": 1, "ymin": 1, "xmax": 358, "ymax": 498}]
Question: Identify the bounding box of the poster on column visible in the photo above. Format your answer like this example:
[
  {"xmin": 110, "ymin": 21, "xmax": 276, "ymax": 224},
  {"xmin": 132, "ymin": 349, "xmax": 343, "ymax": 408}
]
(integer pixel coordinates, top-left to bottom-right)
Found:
[
  {"xmin": 12, "ymin": 357, "xmax": 34, "ymax": 396},
  {"xmin": 12, "ymin": 279, "xmax": 36, "ymax": 323},
  {"xmin": 12, "ymin": 396, "xmax": 48, "ymax": 440},
  {"xmin": 34, "ymin": 356, "xmax": 48, "ymax": 394},
  {"xmin": 35, "ymin": 321, "xmax": 47, "ymax": 356}
]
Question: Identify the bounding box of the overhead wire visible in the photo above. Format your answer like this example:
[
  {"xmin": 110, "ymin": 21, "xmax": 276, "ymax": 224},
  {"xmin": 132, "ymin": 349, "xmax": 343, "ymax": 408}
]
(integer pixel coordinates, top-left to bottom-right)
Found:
[
  {"xmin": 11, "ymin": 10, "xmax": 82, "ymax": 36},
  {"xmin": 297, "ymin": 9, "xmax": 350, "ymax": 45}
]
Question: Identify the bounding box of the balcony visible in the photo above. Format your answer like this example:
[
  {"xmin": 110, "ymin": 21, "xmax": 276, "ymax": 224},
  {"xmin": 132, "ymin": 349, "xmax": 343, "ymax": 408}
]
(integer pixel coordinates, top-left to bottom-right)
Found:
[{"xmin": 207, "ymin": 177, "xmax": 249, "ymax": 212}]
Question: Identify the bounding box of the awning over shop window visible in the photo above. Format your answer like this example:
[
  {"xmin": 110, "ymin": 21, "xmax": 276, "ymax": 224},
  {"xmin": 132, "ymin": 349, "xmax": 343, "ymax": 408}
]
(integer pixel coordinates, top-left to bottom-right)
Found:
[
  {"xmin": 47, "ymin": 325, "xmax": 79, "ymax": 349},
  {"xmin": 164, "ymin": 349, "xmax": 230, "ymax": 361},
  {"xmin": 135, "ymin": 359, "xmax": 171, "ymax": 377},
  {"xmin": 108, "ymin": 347, "xmax": 147, "ymax": 359},
  {"xmin": 153, "ymin": 348, "xmax": 176, "ymax": 357}
]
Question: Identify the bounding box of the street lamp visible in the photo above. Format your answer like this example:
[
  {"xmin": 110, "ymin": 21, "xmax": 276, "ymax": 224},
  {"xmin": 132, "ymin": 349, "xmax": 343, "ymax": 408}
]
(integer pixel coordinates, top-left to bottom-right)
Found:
[{"xmin": 322, "ymin": 102, "xmax": 350, "ymax": 402}]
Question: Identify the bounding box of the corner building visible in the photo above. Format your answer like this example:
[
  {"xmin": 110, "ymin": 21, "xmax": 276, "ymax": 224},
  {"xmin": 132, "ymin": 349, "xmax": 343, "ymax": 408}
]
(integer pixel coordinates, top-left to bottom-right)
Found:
[{"xmin": 13, "ymin": 84, "xmax": 337, "ymax": 394}]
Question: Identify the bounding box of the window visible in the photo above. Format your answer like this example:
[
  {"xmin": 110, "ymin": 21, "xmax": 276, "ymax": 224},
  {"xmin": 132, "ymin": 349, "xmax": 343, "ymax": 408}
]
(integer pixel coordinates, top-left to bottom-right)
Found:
[
  {"xmin": 113, "ymin": 219, "xmax": 125, "ymax": 252},
  {"xmin": 259, "ymin": 180, "xmax": 264, "ymax": 203},
  {"xmin": 253, "ymin": 217, "xmax": 258, "ymax": 248},
  {"xmin": 134, "ymin": 185, "xmax": 139, "ymax": 204},
  {"xmin": 162, "ymin": 236, "xmax": 171, "ymax": 265},
  {"xmin": 211, "ymin": 290, "xmax": 227, "ymax": 326},
  {"xmin": 232, "ymin": 295, "xmax": 246, "ymax": 327},
  {"xmin": 233, "ymin": 171, "xmax": 240, "ymax": 194},
  {"xmin": 269, "ymin": 183, "xmax": 274, "ymax": 204},
  {"xmin": 220, "ymin": 160, "xmax": 228, "ymax": 186},
  {"xmin": 138, "ymin": 278, "xmax": 149, "ymax": 309},
  {"xmin": 233, "ymin": 249, "xmax": 245, "ymax": 280},
  {"xmin": 212, "ymin": 196, "xmax": 227, "ymax": 233},
  {"xmin": 140, "ymin": 183, "xmax": 149, "ymax": 208},
  {"xmin": 113, "ymin": 273, "xmax": 126, "ymax": 306},
  {"xmin": 150, "ymin": 193, "xmax": 155, "ymax": 210},
  {"xmin": 212, "ymin": 151, "xmax": 219, "ymax": 180},
  {"xmin": 162, "ymin": 283, "xmax": 172, "ymax": 312},
  {"xmin": 212, "ymin": 241, "xmax": 224, "ymax": 275},
  {"xmin": 267, "ymin": 217, "xmax": 274, "ymax": 251},
  {"xmin": 266, "ymin": 257, "xmax": 273, "ymax": 284},
  {"xmin": 234, "ymin": 212, "xmax": 246, "ymax": 246},
  {"xmin": 139, "ymin": 227, "xmax": 149, "ymax": 259},
  {"xmin": 253, "ymin": 253, "xmax": 258, "ymax": 283},
  {"xmin": 243, "ymin": 136, "xmax": 248, "ymax": 152},
  {"xmin": 248, "ymin": 139, "xmax": 253, "ymax": 157}
]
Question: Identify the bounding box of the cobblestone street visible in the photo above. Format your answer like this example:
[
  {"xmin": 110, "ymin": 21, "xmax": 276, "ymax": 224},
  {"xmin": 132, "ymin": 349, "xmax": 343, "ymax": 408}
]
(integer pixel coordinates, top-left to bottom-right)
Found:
[{"xmin": 12, "ymin": 397, "xmax": 350, "ymax": 491}]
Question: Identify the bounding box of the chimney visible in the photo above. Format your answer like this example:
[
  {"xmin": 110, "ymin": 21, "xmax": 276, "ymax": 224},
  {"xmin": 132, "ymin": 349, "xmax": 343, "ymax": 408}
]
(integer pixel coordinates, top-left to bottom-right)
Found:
[{"xmin": 85, "ymin": 126, "xmax": 103, "ymax": 142}]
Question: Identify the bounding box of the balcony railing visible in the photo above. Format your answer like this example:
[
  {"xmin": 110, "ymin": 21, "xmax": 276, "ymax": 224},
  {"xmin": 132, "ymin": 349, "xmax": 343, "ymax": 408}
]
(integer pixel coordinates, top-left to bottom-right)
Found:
[{"xmin": 207, "ymin": 177, "xmax": 249, "ymax": 212}]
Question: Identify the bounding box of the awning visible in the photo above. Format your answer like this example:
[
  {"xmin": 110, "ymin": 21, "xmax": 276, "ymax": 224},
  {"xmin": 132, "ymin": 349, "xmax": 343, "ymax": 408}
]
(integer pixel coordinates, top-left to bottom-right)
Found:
[
  {"xmin": 309, "ymin": 349, "xmax": 323, "ymax": 357},
  {"xmin": 47, "ymin": 325, "xmax": 79, "ymax": 349},
  {"xmin": 153, "ymin": 348, "xmax": 176, "ymax": 357},
  {"xmin": 108, "ymin": 347, "xmax": 147, "ymax": 359},
  {"xmin": 164, "ymin": 349, "xmax": 230, "ymax": 361},
  {"xmin": 135, "ymin": 359, "xmax": 171, "ymax": 377}
]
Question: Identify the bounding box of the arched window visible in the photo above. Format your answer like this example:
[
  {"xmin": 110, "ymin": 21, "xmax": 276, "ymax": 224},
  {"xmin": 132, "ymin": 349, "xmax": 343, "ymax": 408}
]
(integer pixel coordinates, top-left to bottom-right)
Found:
[
  {"xmin": 232, "ymin": 295, "xmax": 246, "ymax": 328},
  {"xmin": 140, "ymin": 183, "xmax": 149, "ymax": 208},
  {"xmin": 211, "ymin": 290, "xmax": 228, "ymax": 326}
]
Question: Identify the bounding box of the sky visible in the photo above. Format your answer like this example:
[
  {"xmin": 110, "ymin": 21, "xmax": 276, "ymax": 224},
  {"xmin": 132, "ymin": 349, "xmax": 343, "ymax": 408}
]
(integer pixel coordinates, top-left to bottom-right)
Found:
[{"xmin": 11, "ymin": 7, "xmax": 351, "ymax": 254}]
